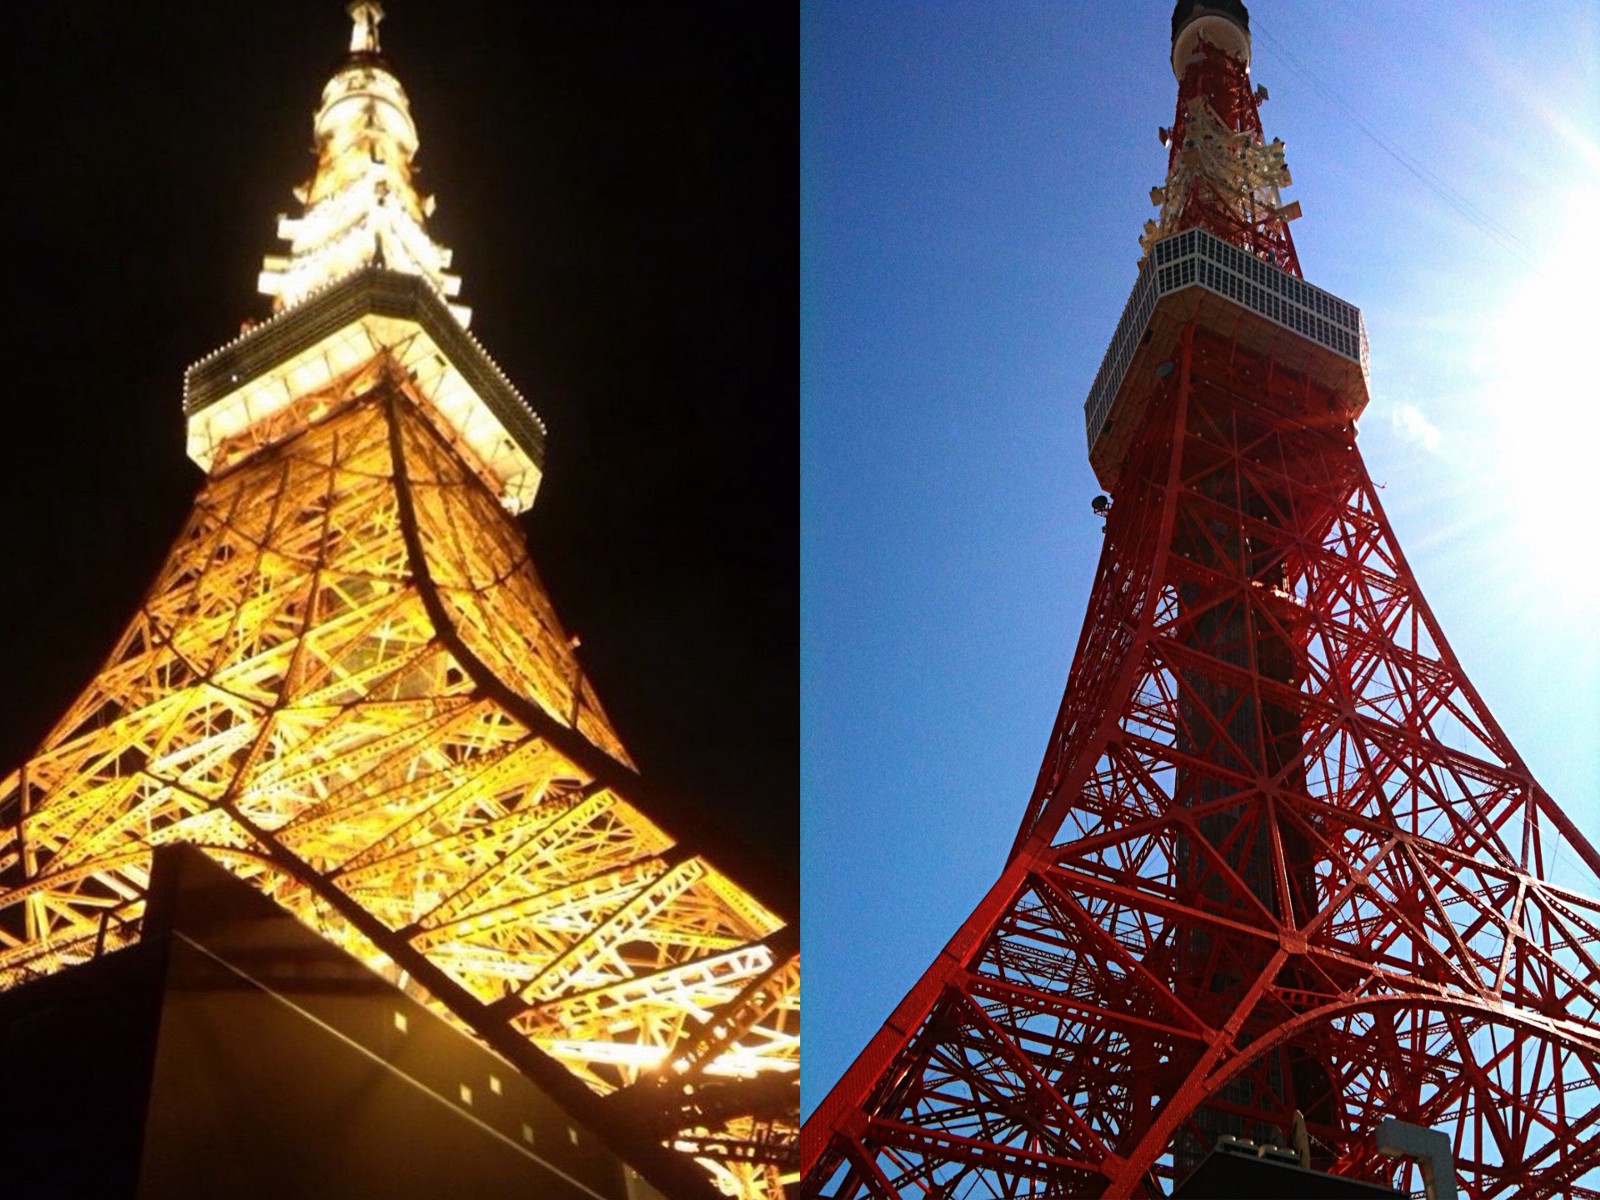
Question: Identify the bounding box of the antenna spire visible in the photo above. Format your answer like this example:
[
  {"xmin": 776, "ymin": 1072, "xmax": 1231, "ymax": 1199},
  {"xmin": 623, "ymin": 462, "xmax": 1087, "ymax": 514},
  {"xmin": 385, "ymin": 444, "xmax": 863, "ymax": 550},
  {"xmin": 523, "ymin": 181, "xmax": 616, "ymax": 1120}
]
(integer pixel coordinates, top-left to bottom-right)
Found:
[
  {"xmin": 1142, "ymin": 0, "xmax": 1300, "ymax": 274},
  {"xmin": 257, "ymin": 1, "xmax": 470, "ymax": 325},
  {"xmin": 347, "ymin": 1, "xmax": 384, "ymax": 55}
]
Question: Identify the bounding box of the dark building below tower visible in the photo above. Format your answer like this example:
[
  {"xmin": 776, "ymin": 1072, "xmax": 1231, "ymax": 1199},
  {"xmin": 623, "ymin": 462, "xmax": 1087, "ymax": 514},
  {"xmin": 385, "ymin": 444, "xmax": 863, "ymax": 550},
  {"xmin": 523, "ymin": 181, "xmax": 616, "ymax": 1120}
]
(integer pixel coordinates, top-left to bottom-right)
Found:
[{"xmin": 0, "ymin": 845, "xmax": 668, "ymax": 1200}]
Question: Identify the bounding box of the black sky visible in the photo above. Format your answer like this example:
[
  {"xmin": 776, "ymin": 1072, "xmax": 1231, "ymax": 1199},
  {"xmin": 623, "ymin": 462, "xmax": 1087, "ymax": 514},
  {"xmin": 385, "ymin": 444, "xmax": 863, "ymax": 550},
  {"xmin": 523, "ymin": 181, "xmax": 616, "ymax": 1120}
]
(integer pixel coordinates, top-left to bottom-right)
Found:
[{"xmin": 0, "ymin": 3, "xmax": 796, "ymax": 918}]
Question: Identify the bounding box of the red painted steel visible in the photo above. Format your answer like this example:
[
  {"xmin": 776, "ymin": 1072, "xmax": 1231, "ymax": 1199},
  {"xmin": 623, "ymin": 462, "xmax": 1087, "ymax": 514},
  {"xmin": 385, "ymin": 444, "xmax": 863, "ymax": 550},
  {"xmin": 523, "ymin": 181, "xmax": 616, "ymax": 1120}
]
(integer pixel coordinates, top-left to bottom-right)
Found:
[
  {"xmin": 802, "ymin": 11, "xmax": 1600, "ymax": 1200},
  {"xmin": 1162, "ymin": 37, "xmax": 1301, "ymax": 276}
]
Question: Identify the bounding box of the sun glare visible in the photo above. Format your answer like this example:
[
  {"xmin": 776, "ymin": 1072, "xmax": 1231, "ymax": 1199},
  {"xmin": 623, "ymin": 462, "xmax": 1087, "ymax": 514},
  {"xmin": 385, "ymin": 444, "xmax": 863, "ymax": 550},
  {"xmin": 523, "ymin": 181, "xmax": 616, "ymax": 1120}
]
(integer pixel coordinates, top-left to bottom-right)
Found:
[{"xmin": 1477, "ymin": 188, "xmax": 1600, "ymax": 621}]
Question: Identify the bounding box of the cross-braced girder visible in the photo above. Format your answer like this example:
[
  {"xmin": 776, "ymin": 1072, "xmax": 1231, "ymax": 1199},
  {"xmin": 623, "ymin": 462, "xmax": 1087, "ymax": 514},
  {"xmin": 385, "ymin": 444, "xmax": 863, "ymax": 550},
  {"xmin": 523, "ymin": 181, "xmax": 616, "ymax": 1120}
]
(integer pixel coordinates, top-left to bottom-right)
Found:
[
  {"xmin": 1144, "ymin": 36, "xmax": 1300, "ymax": 275},
  {"xmin": 802, "ymin": 322, "xmax": 1600, "ymax": 1199},
  {"xmin": 0, "ymin": 359, "xmax": 797, "ymax": 1198}
]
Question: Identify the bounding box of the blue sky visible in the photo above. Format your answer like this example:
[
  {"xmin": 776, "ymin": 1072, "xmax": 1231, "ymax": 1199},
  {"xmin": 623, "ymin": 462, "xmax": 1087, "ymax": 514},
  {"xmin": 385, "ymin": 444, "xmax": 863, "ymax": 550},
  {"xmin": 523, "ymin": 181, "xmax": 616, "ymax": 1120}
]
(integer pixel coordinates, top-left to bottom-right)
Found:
[{"xmin": 802, "ymin": 2, "xmax": 1600, "ymax": 1116}]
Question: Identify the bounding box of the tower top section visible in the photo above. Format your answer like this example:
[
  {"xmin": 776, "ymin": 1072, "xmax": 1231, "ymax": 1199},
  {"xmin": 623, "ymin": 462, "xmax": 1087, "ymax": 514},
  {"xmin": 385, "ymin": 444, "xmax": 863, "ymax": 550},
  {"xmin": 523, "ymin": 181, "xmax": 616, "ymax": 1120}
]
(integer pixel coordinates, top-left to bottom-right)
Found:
[
  {"xmin": 185, "ymin": 7, "xmax": 546, "ymax": 513},
  {"xmin": 1144, "ymin": 0, "xmax": 1295, "ymax": 274},
  {"xmin": 258, "ymin": 0, "xmax": 468, "ymax": 326},
  {"xmin": 1170, "ymin": 1, "xmax": 1250, "ymax": 76},
  {"xmin": 1083, "ymin": 4, "xmax": 1369, "ymax": 491},
  {"xmin": 348, "ymin": 0, "xmax": 383, "ymax": 54}
]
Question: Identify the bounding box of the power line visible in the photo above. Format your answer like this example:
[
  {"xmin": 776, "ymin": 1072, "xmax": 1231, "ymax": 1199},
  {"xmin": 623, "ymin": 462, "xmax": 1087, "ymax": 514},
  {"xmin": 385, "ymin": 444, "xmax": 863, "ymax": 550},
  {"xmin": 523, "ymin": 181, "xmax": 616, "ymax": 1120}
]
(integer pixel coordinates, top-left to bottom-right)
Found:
[{"xmin": 1251, "ymin": 19, "xmax": 1545, "ymax": 277}]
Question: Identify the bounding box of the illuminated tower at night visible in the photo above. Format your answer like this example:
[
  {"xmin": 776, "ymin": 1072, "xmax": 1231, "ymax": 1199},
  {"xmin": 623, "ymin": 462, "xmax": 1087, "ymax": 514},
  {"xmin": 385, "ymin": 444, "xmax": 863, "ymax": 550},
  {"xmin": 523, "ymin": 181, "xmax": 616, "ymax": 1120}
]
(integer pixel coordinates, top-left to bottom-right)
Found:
[
  {"xmin": 0, "ymin": 6, "xmax": 796, "ymax": 1197},
  {"xmin": 804, "ymin": 3, "xmax": 1600, "ymax": 1196}
]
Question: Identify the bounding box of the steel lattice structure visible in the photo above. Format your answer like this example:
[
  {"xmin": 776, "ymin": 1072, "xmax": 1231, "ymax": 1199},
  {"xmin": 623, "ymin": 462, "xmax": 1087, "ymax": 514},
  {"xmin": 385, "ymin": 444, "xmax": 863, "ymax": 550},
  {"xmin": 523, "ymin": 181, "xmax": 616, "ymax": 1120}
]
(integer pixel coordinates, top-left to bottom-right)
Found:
[
  {"xmin": 0, "ymin": 7, "xmax": 796, "ymax": 1198},
  {"xmin": 802, "ymin": 5, "xmax": 1600, "ymax": 1198}
]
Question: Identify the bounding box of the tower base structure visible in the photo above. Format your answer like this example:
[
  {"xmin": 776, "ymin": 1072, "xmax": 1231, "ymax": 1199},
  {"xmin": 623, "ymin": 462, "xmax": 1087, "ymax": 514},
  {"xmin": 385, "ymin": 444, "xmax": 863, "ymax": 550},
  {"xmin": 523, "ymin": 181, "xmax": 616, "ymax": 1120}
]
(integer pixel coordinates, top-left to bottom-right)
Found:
[
  {"xmin": 0, "ymin": 844, "xmax": 668, "ymax": 1200},
  {"xmin": 1172, "ymin": 1145, "xmax": 1404, "ymax": 1198},
  {"xmin": 803, "ymin": 310, "xmax": 1600, "ymax": 1197},
  {"xmin": 0, "ymin": 349, "xmax": 796, "ymax": 1198}
]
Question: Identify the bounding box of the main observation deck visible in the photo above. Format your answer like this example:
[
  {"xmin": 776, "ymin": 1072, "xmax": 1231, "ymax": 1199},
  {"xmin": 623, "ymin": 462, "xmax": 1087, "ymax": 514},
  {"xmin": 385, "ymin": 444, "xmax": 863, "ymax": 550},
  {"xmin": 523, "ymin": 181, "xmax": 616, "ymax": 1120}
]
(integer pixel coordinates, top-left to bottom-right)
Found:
[{"xmin": 1085, "ymin": 227, "xmax": 1370, "ymax": 491}]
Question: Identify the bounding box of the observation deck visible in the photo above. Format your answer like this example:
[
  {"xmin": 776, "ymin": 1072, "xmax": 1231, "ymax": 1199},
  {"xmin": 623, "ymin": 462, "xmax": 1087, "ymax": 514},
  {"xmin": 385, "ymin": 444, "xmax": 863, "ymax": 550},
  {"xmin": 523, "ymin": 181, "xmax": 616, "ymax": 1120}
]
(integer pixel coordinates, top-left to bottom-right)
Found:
[
  {"xmin": 184, "ymin": 268, "xmax": 545, "ymax": 513},
  {"xmin": 1085, "ymin": 227, "xmax": 1369, "ymax": 490}
]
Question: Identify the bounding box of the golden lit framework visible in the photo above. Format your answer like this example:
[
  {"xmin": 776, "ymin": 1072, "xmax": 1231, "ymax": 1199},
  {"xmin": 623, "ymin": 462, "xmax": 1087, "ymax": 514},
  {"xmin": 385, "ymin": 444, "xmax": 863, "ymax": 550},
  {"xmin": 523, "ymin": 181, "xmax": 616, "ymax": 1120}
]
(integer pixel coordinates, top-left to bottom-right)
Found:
[
  {"xmin": 0, "ymin": 6, "xmax": 795, "ymax": 1197},
  {"xmin": 260, "ymin": 0, "xmax": 468, "ymax": 324},
  {"xmin": 0, "ymin": 362, "xmax": 798, "ymax": 1195}
]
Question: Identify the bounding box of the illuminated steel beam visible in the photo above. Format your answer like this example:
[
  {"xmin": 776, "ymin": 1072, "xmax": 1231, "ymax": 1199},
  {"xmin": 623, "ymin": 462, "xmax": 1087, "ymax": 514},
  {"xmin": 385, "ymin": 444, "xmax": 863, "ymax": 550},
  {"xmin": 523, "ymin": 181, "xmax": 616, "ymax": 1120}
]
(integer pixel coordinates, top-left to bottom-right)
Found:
[{"xmin": 0, "ymin": 7, "xmax": 795, "ymax": 1198}]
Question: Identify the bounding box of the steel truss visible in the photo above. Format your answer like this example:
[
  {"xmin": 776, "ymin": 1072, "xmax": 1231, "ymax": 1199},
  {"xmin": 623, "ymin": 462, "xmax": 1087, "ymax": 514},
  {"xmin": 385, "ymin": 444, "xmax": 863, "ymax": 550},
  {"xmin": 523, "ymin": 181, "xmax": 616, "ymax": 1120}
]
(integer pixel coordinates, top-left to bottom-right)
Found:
[
  {"xmin": 1144, "ymin": 37, "xmax": 1300, "ymax": 274},
  {"xmin": 0, "ymin": 358, "xmax": 798, "ymax": 1198},
  {"xmin": 803, "ymin": 322, "xmax": 1600, "ymax": 1198}
]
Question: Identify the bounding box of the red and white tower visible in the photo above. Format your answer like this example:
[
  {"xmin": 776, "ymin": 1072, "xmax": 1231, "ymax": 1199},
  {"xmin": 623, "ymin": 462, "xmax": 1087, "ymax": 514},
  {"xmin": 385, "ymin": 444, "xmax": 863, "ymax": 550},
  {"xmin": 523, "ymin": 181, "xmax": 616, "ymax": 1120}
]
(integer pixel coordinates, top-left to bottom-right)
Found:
[{"xmin": 802, "ymin": 4, "xmax": 1600, "ymax": 1196}]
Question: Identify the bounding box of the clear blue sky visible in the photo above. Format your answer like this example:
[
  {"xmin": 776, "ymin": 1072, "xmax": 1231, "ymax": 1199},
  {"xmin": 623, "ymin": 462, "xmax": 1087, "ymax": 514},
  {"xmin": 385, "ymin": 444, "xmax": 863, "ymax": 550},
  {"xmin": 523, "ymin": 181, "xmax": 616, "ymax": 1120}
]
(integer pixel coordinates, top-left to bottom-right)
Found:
[{"xmin": 802, "ymin": 2, "xmax": 1600, "ymax": 1117}]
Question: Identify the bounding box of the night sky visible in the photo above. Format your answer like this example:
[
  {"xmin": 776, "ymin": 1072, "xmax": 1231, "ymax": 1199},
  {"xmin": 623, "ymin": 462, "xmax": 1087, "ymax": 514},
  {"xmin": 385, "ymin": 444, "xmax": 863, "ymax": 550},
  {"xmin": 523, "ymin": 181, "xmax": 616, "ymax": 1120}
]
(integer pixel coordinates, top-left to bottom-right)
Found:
[{"xmin": 0, "ymin": 4, "xmax": 796, "ymax": 918}]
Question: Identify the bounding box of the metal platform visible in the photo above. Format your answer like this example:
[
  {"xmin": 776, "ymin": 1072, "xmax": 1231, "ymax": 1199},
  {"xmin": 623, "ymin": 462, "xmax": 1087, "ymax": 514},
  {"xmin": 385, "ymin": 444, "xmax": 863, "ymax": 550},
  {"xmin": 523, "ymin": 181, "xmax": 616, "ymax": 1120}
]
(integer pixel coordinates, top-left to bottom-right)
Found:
[
  {"xmin": 1084, "ymin": 227, "xmax": 1369, "ymax": 490},
  {"xmin": 184, "ymin": 267, "xmax": 545, "ymax": 511}
]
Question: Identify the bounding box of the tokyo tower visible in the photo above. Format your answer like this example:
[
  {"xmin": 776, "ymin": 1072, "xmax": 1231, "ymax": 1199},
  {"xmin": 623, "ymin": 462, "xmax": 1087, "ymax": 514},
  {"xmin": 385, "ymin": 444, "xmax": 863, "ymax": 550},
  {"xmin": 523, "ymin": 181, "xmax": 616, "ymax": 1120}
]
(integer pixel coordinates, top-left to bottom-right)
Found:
[
  {"xmin": 804, "ymin": 3, "xmax": 1600, "ymax": 1197},
  {"xmin": 0, "ymin": 5, "xmax": 796, "ymax": 1197}
]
